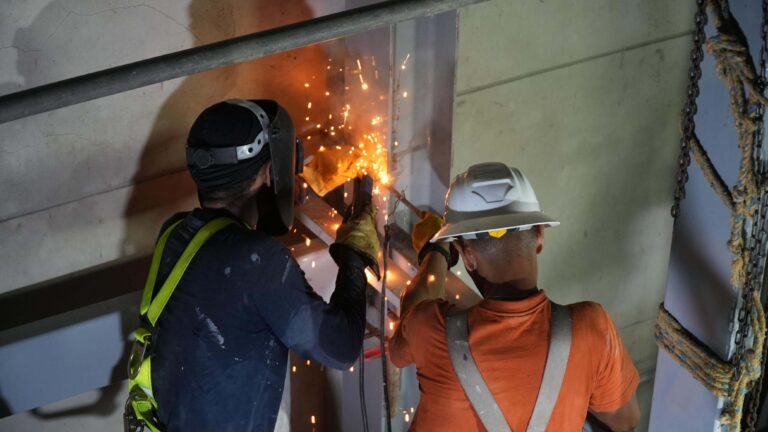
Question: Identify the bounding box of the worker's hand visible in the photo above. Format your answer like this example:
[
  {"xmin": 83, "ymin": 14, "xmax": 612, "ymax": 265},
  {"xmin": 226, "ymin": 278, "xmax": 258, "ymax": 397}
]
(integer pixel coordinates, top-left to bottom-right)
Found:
[
  {"xmin": 333, "ymin": 204, "xmax": 381, "ymax": 277},
  {"xmin": 412, "ymin": 212, "xmax": 444, "ymax": 252},
  {"xmin": 412, "ymin": 211, "xmax": 458, "ymax": 269}
]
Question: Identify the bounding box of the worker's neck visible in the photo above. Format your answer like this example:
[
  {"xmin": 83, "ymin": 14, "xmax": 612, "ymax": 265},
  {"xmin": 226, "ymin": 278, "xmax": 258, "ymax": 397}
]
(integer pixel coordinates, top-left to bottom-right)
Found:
[
  {"xmin": 202, "ymin": 201, "xmax": 257, "ymax": 228},
  {"xmin": 475, "ymin": 275, "xmax": 539, "ymax": 301},
  {"xmin": 470, "ymin": 261, "xmax": 539, "ymax": 301}
]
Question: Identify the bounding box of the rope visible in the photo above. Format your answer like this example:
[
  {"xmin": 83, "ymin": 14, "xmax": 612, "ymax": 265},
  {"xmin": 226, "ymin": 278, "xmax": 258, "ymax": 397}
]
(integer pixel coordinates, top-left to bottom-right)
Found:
[
  {"xmin": 655, "ymin": 304, "xmax": 734, "ymax": 397},
  {"xmin": 720, "ymin": 292, "xmax": 767, "ymax": 427},
  {"xmin": 688, "ymin": 131, "xmax": 736, "ymax": 212},
  {"xmin": 655, "ymin": 1, "xmax": 768, "ymax": 430}
]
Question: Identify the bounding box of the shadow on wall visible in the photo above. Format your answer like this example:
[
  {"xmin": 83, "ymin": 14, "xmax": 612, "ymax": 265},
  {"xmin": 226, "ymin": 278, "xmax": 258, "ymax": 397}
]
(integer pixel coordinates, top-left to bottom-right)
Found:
[{"xmin": 0, "ymin": 0, "xmax": 340, "ymax": 423}]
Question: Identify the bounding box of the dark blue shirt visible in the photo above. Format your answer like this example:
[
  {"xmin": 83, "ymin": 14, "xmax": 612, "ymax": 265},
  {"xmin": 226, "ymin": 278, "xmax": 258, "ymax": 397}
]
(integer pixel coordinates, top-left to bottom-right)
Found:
[{"xmin": 149, "ymin": 209, "xmax": 366, "ymax": 431}]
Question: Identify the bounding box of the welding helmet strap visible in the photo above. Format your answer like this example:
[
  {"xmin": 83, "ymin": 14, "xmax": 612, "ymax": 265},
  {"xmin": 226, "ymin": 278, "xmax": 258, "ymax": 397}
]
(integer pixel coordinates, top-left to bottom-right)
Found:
[{"xmin": 186, "ymin": 100, "xmax": 271, "ymax": 170}]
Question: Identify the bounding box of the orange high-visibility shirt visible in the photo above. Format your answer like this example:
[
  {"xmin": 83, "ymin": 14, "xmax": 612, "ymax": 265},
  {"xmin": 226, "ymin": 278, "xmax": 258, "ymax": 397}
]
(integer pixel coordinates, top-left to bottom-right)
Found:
[{"xmin": 390, "ymin": 291, "xmax": 639, "ymax": 431}]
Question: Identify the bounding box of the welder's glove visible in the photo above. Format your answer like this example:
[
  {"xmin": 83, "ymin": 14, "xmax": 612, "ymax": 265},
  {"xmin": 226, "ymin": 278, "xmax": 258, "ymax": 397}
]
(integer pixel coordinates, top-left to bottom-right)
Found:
[
  {"xmin": 412, "ymin": 211, "xmax": 458, "ymax": 268},
  {"xmin": 331, "ymin": 204, "xmax": 381, "ymax": 279},
  {"xmin": 412, "ymin": 212, "xmax": 444, "ymax": 252}
]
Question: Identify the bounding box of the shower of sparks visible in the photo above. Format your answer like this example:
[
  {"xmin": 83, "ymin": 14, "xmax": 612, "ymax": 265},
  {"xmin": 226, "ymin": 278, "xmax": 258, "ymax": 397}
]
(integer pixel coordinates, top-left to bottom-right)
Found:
[{"xmin": 298, "ymin": 53, "xmax": 414, "ymax": 196}]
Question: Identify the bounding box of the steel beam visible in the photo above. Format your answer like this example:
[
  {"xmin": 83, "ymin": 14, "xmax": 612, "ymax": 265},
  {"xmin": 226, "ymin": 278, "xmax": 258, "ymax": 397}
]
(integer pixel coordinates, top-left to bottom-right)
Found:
[{"xmin": 0, "ymin": 0, "xmax": 488, "ymax": 124}]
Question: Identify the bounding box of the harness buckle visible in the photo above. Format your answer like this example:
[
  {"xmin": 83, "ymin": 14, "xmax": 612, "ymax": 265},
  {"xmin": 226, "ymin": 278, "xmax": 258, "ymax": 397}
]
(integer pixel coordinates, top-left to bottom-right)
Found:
[
  {"xmin": 127, "ymin": 332, "xmax": 151, "ymax": 380},
  {"xmin": 123, "ymin": 394, "xmax": 146, "ymax": 432}
]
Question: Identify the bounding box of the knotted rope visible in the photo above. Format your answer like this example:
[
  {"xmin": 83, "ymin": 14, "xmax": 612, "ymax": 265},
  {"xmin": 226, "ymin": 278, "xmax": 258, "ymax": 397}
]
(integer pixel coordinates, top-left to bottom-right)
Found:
[{"xmin": 655, "ymin": 2, "xmax": 768, "ymax": 430}]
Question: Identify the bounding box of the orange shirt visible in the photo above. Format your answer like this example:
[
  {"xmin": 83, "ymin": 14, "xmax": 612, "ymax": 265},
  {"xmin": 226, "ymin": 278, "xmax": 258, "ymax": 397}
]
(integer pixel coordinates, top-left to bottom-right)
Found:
[{"xmin": 390, "ymin": 291, "xmax": 639, "ymax": 431}]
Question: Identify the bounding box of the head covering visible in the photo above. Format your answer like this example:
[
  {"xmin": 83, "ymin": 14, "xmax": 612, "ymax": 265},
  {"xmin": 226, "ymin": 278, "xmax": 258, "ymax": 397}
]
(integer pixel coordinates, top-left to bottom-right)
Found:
[
  {"xmin": 187, "ymin": 101, "xmax": 273, "ymax": 193},
  {"xmin": 432, "ymin": 163, "xmax": 559, "ymax": 242}
]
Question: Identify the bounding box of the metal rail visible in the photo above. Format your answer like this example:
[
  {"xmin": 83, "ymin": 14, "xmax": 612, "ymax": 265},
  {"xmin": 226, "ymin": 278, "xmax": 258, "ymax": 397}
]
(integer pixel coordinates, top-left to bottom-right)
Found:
[{"xmin": 0, "ymin": 0, "xmax": 487, "ymax": 124}]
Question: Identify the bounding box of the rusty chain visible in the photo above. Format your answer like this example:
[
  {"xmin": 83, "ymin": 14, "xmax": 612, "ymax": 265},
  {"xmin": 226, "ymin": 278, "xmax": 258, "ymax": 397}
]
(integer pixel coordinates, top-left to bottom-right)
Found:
[
  {"xmin": 669, "ymin": 1, "xmax": 768, "ymax": 428},
  {"xmin": 744, "ymin": 2, "xmax": 768, "ymax": 429},
  {"xmin": 671, "ymin": 0, "xmax": 709, "ymax": 219}
]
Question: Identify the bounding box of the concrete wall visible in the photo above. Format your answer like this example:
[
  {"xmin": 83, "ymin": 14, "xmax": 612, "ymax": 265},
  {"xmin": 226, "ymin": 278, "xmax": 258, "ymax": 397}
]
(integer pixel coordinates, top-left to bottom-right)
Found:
[{"xmin": 451, "ymin": 2, "xmax": 696, "ymax": 429}]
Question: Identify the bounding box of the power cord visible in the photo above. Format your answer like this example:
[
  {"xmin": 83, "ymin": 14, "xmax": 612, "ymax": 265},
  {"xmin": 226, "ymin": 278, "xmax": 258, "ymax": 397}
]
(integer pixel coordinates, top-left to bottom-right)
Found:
[
  {"xmin": 379, "ymin": 197, "xmax": 402, "ymax": 432},
  {"xmin": 359, "ymin": 343, "xmax": 369, "ymax": 432}
]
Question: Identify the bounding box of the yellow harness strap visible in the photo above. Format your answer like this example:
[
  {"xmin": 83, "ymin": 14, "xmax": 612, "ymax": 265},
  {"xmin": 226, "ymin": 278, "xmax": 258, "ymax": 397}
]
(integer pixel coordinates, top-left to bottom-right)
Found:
[{"xmin": 126, "ymin": 217, "xmax": 236, "ymax": 432}]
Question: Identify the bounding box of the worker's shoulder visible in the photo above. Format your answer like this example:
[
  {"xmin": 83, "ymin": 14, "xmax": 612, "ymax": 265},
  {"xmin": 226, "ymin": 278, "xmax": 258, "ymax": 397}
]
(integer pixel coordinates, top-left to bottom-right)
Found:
[
  {"xmin": 566, "ymin": 301, "xmax": 617, "ymax": 333},
  {"xmin": 158, "ymin": 211, "xmax": 189, "ymax": 238},
  {"xmin": 404, "ymin": 299, "xmax": 452, "ymax": 326},
  {"xmin": 227, "ymin": 225, "xmax": 291, "ymax": 258}
]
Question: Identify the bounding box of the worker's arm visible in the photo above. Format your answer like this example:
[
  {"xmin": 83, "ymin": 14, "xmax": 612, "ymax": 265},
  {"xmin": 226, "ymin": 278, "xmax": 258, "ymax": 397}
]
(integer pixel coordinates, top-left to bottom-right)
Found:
[
  {"xmin": 253, "ymin": 244, "xmax": 366, "ymax": 370},
  {"xmin": 253, "ymin": 206, "xmax": 378, "ymax": 370},
  {"xmin": 590, "ymin": 395, "xmax": 641, "ymax": 432},
  {"xmin": 587, "ymin": 303, "xmax": 641, "ymax": 432},
  {"xmin": 400, "ymin": 245, "xmax": 449, "ymax": 317},
  {"xmin": 399, "ymin": 212, "xmax": 453, "ymax": 317}
]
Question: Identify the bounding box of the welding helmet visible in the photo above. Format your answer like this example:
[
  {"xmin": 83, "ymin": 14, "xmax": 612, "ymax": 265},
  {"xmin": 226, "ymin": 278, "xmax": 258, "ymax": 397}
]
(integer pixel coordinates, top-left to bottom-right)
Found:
[
  {"xmin": 186, "ymin": 99, "xmax": 304, "ymax": 236},
  {"xmin": 431, "ymin": 162, "xmax": 559, "ymax": 242}
]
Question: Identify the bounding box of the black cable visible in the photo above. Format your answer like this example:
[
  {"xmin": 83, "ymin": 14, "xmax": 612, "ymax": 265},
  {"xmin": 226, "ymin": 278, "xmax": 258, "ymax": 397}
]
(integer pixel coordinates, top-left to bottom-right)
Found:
[
  {"xmin": 380, "ymin": 224, "xmax": 393, "ymax": 432},
  {"xmin": 359, "ymin": 343, "xmax": 369, "ymax": 432}
]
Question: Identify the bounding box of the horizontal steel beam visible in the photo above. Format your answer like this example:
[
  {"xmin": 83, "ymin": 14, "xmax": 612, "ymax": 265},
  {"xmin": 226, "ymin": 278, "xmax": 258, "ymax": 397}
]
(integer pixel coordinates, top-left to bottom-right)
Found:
[{"xmin": 0, "ymin": 0, "xmax": 487, "ymax": 124}]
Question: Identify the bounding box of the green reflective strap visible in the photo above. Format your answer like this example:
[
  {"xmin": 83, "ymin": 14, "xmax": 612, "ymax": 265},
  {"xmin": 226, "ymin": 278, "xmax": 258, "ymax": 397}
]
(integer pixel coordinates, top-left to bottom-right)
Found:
[
  {"xmin": 130, "ymin": 395, "xmax": 163, "ymax": 432},
  {"xmin": 134, "ymin": 328, "xmax": 152, "ymax": 344},
  {"xmin": 140, "ymin": 220, "xmax": 184, "ymax": 315},
  {"xmin": 146, "ymin": 217, "xmax": 236, "ymax": 326}
]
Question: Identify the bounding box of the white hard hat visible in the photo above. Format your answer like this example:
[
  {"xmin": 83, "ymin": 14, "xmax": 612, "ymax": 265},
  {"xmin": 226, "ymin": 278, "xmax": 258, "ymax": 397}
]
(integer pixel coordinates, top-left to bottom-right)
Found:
[{"xmin": 432, "ymin": 162, "xmax": 559, "ymax": 242}]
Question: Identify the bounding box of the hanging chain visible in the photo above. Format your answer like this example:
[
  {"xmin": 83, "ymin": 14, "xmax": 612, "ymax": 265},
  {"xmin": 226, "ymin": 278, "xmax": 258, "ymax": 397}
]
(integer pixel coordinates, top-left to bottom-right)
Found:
[
  {"xmin": 744, "ymin": 2, "xmax": 768, "ymax": 429},
  {"xmin": 671, "ymin": 0, "xmax": 709, "ymax": 219}
]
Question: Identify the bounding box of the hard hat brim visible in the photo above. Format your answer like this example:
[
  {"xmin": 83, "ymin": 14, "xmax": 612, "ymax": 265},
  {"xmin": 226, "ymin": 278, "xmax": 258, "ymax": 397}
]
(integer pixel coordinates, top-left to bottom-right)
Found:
[{"xmin": 431, "ymin": 211, "xmax": 559, "ymax": 243}]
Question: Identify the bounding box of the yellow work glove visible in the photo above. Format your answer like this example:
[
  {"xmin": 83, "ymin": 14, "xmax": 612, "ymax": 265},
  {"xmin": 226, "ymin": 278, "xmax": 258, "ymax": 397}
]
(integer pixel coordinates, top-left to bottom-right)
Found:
[
  {"xmin": 412, "ymin": 212, "xmax": 458, "ymax": 268},
  {"xmin": 412, "ymin": 212, "xmax": 444, "ymax": 253},
  {"xmin": 334, "ymin": 204, "xmax": 381, "ymax": 277}
]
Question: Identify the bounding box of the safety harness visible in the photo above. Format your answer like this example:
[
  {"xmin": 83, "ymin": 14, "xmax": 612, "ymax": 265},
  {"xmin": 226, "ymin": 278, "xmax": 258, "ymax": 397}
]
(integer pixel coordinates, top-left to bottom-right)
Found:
[
  {"xmin": 124, "ymin": 217, "xmax": 237, "ymax": 432},
  {"xmin": 446, "ymin": 303, "xmax": 572, "ymax": 432}
]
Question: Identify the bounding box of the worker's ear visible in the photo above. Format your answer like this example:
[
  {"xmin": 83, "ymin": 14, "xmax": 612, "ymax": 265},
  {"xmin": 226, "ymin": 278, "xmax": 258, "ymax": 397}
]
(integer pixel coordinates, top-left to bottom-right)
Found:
[
  {"xmin": 534, "ymin": 225, "xmax": 544, "ymax": 255},
  {"xmin": 453, "ymin": 240, "xmax": 478, "ymax": 272},
  {"xmin": 262, "ymin": 160, "xmax": 272, "ymax": 188}
]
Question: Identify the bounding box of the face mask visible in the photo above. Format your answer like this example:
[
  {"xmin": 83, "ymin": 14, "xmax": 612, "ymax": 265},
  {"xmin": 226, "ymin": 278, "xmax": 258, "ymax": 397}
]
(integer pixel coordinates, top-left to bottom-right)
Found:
[{"xmin": 467, "ymin": 268, "xmax": 539, "ymax": 301}]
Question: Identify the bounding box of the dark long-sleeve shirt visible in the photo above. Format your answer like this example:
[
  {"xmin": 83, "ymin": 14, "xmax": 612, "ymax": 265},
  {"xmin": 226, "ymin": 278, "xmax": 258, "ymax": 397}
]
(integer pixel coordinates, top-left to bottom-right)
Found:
[{"xmin": 148, "ymin": 208, "xmax": 366, "ymax": 432}]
